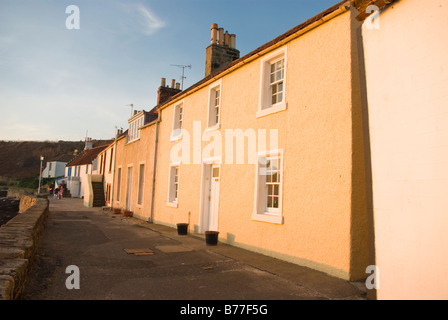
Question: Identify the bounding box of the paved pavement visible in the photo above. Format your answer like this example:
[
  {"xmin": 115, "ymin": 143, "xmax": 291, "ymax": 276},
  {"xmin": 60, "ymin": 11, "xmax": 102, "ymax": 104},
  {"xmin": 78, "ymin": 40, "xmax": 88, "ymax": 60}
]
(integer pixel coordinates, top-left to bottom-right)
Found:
[{"xmin": 22, "ymin": 197, "xmax": 366, "ymax": 302}]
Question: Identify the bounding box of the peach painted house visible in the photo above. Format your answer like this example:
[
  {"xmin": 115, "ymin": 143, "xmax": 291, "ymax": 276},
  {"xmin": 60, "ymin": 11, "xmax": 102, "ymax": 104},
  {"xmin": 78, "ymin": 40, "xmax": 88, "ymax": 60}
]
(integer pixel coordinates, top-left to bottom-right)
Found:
[
  {"xmin": 110, "ymin": 0, "xmax": 371, "ymax": 282},
  {"xmin": 78, "ymin": 0, "xmax": 448, "ymax": 300}
]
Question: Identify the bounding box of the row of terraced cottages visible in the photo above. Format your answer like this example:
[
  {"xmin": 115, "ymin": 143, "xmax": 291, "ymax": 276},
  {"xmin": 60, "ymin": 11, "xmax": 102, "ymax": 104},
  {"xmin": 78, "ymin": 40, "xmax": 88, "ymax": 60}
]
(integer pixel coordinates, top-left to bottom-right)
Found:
[{"xmin": 65, "ymin": 0, "xmax": 448, "ymax": 299}]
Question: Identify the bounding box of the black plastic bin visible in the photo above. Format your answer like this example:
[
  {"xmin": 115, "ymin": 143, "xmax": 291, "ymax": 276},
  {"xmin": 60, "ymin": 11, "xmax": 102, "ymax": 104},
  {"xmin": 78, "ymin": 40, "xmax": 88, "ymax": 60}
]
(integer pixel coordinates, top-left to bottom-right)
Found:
[
  {"xmin": 205, "ymin": 231, "xmax": 219, "ymax": 245},
  {"xmin": 177, "ymin": 223, "xmax": 189, "ymax": 235}
]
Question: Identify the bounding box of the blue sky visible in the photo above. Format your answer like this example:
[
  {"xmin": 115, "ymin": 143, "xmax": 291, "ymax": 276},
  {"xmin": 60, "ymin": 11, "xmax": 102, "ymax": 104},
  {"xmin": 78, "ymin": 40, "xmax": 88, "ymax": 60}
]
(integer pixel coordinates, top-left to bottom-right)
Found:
[{"xmin": 0, "ymin": 0, "xmax": 339, "ymax": 141}]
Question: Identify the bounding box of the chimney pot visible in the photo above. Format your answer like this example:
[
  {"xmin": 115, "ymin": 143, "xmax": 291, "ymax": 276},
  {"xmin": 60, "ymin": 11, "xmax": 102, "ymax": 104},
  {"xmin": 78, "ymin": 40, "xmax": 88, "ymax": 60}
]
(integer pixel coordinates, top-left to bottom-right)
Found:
[
  {"xmin": 171, "ymin": 79, "xmax": 176, "ymax": 88},
  {"xmin": 175, "ymin": 83, "xmax": 180, "ymax": 90},
  {"xmin": 230, "ymin": 34, "xmax": 236, "ymax": 49},
  {"xmin": 211, "ymin": 23, "xmax": 218, "ymax": 44},
  {"xmin": 224, "ymin": 31, "xmax": 230, "ymax": 46},
  {"xmin": 218, "ymin": 28, "xmax": 224, "ymax": 45},
  {"xmin": 161, "ymin": 77, "xmax": 166, "ymax": 87}
]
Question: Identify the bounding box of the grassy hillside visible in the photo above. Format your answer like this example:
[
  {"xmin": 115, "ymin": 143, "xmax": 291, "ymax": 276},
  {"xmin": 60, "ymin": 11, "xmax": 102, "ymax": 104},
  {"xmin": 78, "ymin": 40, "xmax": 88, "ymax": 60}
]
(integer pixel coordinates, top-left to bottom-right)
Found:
[{"xmin": 0, "ymin": 140, "xmax": 113, "ymax": 183}]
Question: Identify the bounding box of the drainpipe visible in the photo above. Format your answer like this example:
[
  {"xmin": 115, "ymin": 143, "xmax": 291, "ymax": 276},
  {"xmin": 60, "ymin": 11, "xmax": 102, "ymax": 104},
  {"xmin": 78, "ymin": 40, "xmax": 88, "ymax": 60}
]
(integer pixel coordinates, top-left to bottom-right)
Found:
[
  {"xmin": 110, "ymin": 131, "xmax": 118, "ymax": 208},
  {"xmin": 149, "ymin": 118, "xmax": 160, "ymax": 223}
]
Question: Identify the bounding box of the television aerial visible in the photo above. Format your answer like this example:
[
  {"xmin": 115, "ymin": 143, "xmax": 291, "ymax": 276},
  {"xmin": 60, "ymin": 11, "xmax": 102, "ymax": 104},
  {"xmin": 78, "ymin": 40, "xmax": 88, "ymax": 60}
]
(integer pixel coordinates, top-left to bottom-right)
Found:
[{"xmin": 170, "ymin": 64, "xmax": 191, "ymax": 90}]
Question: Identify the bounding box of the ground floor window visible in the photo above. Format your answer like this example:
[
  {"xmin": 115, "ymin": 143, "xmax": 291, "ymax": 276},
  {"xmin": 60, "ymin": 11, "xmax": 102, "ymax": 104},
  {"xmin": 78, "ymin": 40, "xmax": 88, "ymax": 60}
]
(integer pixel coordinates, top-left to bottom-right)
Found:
[
  {"xmin": 252, "ymin": 149, "xmax": 284, "ymax": 224},
  {"xmin": 167, "ymin": 164, "xmax": 180, "ymax": 207},
  {"xmin": 138, "ymin": 164, "xmax": 145, "ymax": 205}
]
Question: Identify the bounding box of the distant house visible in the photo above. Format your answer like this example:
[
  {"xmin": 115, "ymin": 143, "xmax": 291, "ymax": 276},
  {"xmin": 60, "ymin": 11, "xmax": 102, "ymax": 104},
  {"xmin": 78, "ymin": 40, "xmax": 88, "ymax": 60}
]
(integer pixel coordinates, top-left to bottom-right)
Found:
[
  {"xmin": 41, "ymin": 154, "xmax": 74, "ymax": 179},
  {"xmin": 91, "ymin": 136, "xmax": 121, "ymax": 207},
  {"xmin": 65, "ymin": 139, "xmax": 108, "ymax": 198}
]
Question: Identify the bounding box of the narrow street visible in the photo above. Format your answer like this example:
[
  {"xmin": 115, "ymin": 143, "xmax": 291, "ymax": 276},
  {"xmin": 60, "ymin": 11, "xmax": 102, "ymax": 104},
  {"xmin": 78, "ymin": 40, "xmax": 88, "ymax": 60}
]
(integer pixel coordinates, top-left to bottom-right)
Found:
[{"xmin": 22, "ymin": 198, "xmax": 365, "ymax": 301}]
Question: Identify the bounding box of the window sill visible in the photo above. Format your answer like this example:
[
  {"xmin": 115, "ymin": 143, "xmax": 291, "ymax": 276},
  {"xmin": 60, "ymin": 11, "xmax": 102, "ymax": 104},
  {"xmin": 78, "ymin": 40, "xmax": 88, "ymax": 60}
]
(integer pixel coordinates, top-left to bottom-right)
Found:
[
  {"xmin": 126, "ymin": 138, "xmax": 141, "ymax": 145},
  {"xmin": 170, "ymin": 134, "xmax": 183, "ymax": 142},
  {"xmin": 166, "ymin": 201, "xmax": 178, "ymax": 208},
  {"xmin": 256, "ymin": 102, "xmax": 287, "ymax": 118},
  {"xmin": 251, "ymin": 211, "xmax": 283, "ymax": 224},
  {"xmin": 204, "ymin": 123, "xmax": 221, "ymax": 133}
]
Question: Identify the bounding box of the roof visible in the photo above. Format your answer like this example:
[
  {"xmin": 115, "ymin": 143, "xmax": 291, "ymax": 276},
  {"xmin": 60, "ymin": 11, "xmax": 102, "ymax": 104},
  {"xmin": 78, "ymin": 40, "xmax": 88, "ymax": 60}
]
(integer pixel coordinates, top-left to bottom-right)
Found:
[
  {"xmin": 66, "ymin": 145, "xmax": 108, "ymax": 167},
  {"xmin": 150, "ymin": 0, "xmax": 350, "ymax": 114},
  {"xmin": 48, "ymin": 153, "xmax": 75, "ymax": 163},
  {"xmin": 351, "ymin": 0, "xmax": 397, "ymax": 20}
]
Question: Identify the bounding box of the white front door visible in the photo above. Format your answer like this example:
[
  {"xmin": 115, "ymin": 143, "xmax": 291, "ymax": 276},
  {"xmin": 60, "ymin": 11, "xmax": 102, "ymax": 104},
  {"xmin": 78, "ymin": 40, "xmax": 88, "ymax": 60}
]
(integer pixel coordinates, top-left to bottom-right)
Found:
[{"xmin": 207, "ymin": 165, "xmax": 220, "ymax": 231}]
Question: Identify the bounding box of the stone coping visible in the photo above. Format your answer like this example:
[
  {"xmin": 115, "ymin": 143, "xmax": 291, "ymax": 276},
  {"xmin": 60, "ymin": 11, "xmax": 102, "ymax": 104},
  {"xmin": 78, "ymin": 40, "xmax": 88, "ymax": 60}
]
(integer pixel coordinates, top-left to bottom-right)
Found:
[{"xmin": 0, "ymin": 195, "xmax": 49, "ymax": 300}]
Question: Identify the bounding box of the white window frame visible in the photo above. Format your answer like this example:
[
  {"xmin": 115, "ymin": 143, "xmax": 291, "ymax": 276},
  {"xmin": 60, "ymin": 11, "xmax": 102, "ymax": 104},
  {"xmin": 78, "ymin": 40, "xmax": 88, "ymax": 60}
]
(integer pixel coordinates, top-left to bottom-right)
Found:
[
  {"xmin": 171, "ymin": 101, "xmax": 184, "ymax": 141},
  {"xmin": 116, "ymin": 166, "xmax": 122, "ymax": 202},
  {"xmin": 206, "ymin": 79, "xmax": 222, "ymax": 131},
  {"xmin": 257, "ymin": 47, "xmax": 287, "ymax": 118},
  {"xmin": 167, "ymin": 163, "xmax": 180, "ymax": 207},
  {"xmin": 137, "ymin": 162, "xmax": 145, "ymax": 206},
  {"xmin": 127, "ymin": 115, "xmax": 144, "ymax": 143},
  {"xmin": 125, "ymin": 165, "xmax": 133, "ymax": 211},
  {"xmin": 252, "ymin": 149, "xmax": 284, "ymax": 224}
]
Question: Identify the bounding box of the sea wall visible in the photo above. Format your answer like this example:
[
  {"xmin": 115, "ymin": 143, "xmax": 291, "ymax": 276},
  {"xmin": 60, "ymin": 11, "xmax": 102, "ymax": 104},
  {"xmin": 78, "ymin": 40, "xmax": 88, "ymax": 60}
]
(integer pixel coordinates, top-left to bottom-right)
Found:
[{"xmin": 0, "ymin": 195, "xmax": 49, "ymax": 300}]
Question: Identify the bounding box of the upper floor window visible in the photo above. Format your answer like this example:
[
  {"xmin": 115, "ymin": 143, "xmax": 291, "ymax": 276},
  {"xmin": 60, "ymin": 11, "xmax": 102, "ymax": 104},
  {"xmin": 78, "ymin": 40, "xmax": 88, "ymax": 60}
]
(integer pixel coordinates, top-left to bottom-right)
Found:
[
  {"xmin": 207, "ymin": 80, "xmax": 222, "ymax": 129},
  {"xmin": 270, "ymin": 58, "xmax": 284, "ymax": 105},
  {"xmin": 257, "ymin": 47, "xmax": 287, "ymax": 118},
  {"xmin": 109, "ymin": 147, "xmax": 114, "ymax": 173},
  {"xmin": 127, "ymin": 114, "xmax": 144, "ymax": 143}
]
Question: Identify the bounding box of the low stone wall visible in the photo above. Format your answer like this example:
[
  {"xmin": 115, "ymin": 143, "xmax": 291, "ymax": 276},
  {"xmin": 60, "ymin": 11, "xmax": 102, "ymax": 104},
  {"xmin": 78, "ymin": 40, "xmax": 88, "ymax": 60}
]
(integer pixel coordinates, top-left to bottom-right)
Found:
[
  {"xmin": 2, "ymin": 187, "xmax": 36, "ymax": 200},
  {"xmin": 19, "ymin": 195, "xmax": 38, "ymax": 214},
  {"xmin": 0, "ymin": 195, "xmax": 49, "ymax": 300}
]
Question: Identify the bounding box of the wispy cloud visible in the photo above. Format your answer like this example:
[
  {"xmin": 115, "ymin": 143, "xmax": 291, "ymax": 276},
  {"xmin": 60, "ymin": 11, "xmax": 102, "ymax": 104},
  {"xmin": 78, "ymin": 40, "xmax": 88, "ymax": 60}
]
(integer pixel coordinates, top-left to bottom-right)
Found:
[
  {"xmin": 136, "ymin": 4, "xmax": 166, "ymax": 35},
  {"xmin": 117, "ymin": 2, "xmax": 166, "ymax": 36}
]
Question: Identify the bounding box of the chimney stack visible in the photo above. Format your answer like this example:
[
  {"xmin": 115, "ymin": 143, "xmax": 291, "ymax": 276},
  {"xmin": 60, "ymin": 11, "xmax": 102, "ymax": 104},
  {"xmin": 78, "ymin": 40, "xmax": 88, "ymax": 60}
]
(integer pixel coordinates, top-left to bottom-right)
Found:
[
  {"xmin": 84, "ymin": 137, "xmax": 93, "ymax": 150},
  {"xmin": 205, "ymin": 23, "xmax": 240, "ymax": 77},
  {"xmin": 157, "ymin": 76, "xmax": 182, "ymax": 105}
]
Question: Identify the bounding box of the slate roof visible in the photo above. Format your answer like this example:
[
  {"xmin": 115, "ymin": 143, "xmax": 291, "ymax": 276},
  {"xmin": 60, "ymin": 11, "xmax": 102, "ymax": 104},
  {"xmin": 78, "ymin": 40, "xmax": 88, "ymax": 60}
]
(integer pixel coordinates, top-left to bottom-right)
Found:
[
  {"xmin": 66, "ymin": 145, "xmax": 109, "ymax": 167},
  {"xmin": 49, "ymin": 154, "xmax": 75, "ymax": 163}
]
